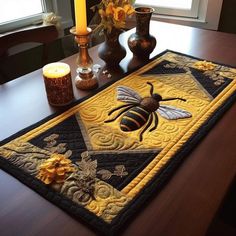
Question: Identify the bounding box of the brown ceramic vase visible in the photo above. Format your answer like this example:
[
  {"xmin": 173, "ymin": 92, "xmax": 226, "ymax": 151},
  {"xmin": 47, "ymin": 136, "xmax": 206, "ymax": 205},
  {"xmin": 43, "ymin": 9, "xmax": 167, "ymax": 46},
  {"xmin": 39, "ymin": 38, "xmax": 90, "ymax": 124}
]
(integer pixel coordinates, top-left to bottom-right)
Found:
[
  {"xmin": 98, "ymin": 28, "xmax": 126, "ymax": 66},
  {"xmin": 128, "ymin": 7, "xmax": 156, "ymax": 57}
]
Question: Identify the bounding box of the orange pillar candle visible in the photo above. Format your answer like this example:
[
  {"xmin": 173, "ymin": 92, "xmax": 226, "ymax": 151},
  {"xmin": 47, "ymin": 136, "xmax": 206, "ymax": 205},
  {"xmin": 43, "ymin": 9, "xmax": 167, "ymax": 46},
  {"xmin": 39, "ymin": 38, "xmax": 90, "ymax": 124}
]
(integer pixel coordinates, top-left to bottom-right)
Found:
[
  {"xmin": 43, "ymin": 62, "xmax": 74, "ymax": 106},
  {"xmin": 74, "ymin": 0, "xmax": 87, "ymax": 34}
]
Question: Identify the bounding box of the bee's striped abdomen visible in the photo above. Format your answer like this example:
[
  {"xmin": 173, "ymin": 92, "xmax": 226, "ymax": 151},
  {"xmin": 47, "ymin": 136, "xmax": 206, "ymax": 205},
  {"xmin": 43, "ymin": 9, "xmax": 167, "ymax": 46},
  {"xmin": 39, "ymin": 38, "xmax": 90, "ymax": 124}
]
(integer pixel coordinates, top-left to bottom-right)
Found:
[{"xmin": 120, "ymin": 106, "xmax": 150, "ymax": 131}]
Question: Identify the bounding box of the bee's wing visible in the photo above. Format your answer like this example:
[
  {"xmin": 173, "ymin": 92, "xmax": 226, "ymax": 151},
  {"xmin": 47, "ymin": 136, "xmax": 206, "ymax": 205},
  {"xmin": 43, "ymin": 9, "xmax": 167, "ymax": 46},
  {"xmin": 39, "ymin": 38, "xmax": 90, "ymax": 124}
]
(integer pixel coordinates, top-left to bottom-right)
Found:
[
  {"xmin": 117, "ymin": 86, "xmax": 142, "ymax": 104},
  {"xmin": 157, "ymin": 105, "xmax": 192, "ymax": 120}
]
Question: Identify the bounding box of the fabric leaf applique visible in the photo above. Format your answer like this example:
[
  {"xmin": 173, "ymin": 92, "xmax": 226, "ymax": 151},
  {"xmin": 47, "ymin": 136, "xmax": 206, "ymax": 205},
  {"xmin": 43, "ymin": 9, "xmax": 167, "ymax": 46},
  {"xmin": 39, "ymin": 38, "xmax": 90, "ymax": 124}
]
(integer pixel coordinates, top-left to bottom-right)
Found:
[
  {"xmin": 76, "ymin": 154, "xmax": 97, "ymax": 179},
  {"xmin": 114, "ymin": 165, "xmax": 128, "ymax": 177},
  {"xmin": 97, "ymin": 165, "xmax": 128, "ymax": 180},
  {"xmin": 97, "ymin": 169, "xmax": 113, "ymax": 180}
]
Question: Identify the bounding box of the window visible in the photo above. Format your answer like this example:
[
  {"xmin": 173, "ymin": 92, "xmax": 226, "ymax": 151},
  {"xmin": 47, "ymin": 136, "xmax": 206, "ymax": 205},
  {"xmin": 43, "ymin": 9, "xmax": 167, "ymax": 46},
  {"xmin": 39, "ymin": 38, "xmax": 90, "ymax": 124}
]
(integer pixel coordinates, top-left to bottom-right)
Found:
[
  {"xmin": 135, "ymin": 0, "xmax": 200, "ymax": 18},
  {"xmin": 0, "ymin": 0, "xmax": 53, "ymax": 33}
]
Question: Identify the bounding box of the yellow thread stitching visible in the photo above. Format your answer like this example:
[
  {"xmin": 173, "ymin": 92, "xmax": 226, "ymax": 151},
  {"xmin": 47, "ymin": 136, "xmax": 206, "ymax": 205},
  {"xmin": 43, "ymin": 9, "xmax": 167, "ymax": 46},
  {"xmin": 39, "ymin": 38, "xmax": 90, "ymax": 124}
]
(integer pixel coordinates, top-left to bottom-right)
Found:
[
  {"xmin": 120, "ymin": 124, "xmax": 132, "ymax": 131},
  {"xmin": 123, "ymin": 116, "xmax": 142, "ymax": 128},
  {"xmin": 136, "ymin": 106, "xmax": 149, "ymax": 115},
  {"xmin": 129, "ymin": 110, "xmax": 147, "ymax": 122}
]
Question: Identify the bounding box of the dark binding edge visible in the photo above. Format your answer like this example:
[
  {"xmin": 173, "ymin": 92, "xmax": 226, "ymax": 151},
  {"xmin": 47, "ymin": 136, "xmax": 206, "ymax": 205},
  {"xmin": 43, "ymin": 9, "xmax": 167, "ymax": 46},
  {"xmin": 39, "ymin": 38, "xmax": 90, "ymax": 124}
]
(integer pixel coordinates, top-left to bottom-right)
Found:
[{"xmin": 0, "ymin": 50, "xmax": 236, "ymax": 235}]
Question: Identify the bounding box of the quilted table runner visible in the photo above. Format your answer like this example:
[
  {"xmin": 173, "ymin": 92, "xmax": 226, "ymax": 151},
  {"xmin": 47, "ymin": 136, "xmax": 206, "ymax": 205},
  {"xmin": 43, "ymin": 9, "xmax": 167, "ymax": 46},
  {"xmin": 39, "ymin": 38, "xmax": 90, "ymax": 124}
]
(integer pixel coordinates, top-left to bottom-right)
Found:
[{"xmin": 0, "ymin": 51, "xmax": 235, "ymax": 235}]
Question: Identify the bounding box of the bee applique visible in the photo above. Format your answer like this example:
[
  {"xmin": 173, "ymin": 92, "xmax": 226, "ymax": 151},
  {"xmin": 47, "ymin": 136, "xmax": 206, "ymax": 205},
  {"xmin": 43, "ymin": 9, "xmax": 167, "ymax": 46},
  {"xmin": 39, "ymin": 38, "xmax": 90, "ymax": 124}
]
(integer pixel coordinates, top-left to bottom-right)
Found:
[{"xmin": 105, "ymin": 82, "xmax": 192, "ymax": 141}]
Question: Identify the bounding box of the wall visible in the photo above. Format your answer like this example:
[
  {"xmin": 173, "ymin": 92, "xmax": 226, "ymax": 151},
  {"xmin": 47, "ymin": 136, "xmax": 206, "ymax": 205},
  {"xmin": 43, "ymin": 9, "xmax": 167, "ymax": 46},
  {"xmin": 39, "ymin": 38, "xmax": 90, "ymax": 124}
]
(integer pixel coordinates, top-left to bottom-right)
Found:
[{"xmin": 218, "ymin": 0, "xmax": 236, "ymax": 33}]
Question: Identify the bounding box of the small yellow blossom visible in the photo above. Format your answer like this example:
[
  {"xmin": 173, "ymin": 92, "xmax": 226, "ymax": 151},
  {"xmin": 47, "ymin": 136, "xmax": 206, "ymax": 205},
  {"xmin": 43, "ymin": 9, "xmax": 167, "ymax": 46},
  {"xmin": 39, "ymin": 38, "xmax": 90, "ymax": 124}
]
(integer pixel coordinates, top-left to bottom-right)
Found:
[
  {"xmin": 123, "ymin": 4, "xmax": 135, "ymax": 15},
  {"xmin": 37, "ymin": 154, "xmax": 75, "ymax": 185},
  {"xmin": 106, "ymin": 2, "xmax": 114, "ymax": 15},
  {"xmin": 113, "ymin": 7, "xmax": 126, "ymax": 22},
  {"xmin": 98, "ymin": 9, "xmax": 106, "ymax": 18},
  {"xmin": 193, "ymin": 61, "xmax": 216, "ymax": 71}
]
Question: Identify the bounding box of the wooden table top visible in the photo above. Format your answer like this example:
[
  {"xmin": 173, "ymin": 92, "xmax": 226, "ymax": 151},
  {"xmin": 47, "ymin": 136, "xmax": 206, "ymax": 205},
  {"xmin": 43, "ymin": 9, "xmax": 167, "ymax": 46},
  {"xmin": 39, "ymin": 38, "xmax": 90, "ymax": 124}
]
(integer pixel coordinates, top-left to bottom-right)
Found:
[{"xmin": 0, "ymin": 21, "xmax": 236, "ymax": 236}]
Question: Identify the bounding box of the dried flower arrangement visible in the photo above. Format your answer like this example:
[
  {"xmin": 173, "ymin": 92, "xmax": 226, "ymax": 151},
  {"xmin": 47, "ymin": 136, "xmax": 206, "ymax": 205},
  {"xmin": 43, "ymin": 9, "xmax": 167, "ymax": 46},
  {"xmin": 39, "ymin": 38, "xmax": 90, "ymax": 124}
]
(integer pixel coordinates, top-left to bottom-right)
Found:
[{"xmin": 92, "ymin": 0, "xmax": 135, "ymax": 33}]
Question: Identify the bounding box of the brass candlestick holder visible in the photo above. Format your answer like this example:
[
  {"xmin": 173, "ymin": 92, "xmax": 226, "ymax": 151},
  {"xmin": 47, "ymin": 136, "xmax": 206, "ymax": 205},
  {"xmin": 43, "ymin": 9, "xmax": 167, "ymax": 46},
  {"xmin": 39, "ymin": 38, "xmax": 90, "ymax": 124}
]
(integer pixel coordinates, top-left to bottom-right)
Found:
[{"xmin": 70, "ymin": 27, "xmax": 98, "ymax": 90}]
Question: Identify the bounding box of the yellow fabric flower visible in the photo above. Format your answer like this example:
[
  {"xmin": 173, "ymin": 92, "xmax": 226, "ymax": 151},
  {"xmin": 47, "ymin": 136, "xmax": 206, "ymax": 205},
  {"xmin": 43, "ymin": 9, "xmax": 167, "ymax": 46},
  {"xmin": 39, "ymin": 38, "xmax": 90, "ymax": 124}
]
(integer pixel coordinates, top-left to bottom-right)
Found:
[
  {"xmin": 193, "ymin": 61, "xmax": 216, "ymax": 71},
  {"xmin": 113, "ymin": 7, "xmax": 126, "ymax": 22},
  {"xmin": 37, "ymin": 154, "xmax": 75, "ymax": 185}
]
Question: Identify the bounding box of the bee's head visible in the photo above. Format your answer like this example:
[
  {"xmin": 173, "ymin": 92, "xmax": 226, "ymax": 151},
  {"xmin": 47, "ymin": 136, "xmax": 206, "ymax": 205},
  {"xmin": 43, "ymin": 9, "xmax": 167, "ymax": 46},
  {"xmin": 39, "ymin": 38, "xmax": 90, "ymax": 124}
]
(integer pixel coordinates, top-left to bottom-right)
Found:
[{"xmin": 152, "ymin": 93, "xmax": 162, "ymax": 101}]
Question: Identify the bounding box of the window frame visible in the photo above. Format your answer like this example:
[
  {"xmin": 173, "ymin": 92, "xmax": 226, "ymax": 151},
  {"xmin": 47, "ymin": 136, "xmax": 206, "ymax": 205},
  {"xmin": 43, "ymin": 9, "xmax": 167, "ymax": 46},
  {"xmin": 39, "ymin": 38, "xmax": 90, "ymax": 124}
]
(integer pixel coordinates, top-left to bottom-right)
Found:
[
  {"xmin": 135, "ymin": 0, "xmax": 224, "ymax": 30},
  {"xmin": 135, "ymin": 0, "xmax": 200, "ymax": 18}
]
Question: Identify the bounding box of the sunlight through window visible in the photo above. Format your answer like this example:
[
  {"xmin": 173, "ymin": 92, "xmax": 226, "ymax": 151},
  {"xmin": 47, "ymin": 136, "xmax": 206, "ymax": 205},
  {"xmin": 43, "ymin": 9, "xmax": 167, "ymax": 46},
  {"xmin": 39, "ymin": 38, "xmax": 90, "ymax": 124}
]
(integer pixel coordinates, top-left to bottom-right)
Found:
[
  {"xmin": 0, "ymin": 0, "xmax": 43, "ymax": 23},
  {"xmin": 136, "ymin": 0, "xmax": 193, "ymax": 9}
]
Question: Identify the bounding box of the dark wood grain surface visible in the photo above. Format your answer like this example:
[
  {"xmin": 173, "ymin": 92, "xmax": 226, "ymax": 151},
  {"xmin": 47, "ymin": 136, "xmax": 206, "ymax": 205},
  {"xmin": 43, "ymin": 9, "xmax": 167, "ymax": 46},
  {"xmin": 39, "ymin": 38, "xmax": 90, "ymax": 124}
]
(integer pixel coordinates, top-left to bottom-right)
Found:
[{"xmin": 0, "ymin": 21, "xmax": 236, "ymax": 236}]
